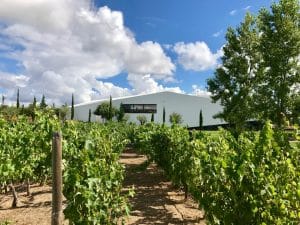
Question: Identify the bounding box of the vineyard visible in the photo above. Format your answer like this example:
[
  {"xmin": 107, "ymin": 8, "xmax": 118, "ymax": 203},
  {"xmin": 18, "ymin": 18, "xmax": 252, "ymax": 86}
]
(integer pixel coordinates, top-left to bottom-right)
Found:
[{"xmin": 0, "ymin": 111, "xmax": 300, "ymax": 224}]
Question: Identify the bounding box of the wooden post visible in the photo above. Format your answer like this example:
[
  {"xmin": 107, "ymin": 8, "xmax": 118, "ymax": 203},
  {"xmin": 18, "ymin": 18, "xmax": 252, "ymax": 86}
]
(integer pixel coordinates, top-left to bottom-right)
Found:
[{"xmin": 52, "ymin": 132, "xmax": 62, "ymax": 225}]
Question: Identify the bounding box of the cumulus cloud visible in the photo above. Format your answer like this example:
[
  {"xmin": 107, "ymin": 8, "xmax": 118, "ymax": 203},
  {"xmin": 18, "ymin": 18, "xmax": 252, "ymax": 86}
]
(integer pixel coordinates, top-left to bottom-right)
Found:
[
  {"xmin": 191, "ymin": 84, "xmax": 211, "ymax": 97},
  {"xmin": 229, "ymin": 10, "xmax": 237, "ymax": 16},
  {"xmin": 0, "ymin": 0, "xmax": 175, "ymax": 104},
  {"xmin": 212, "ymin": 30, "xmax": 223, "ymax": 38},
  {"xmin": 173, "ymin": 42, "xmax": 223, "ymax": 72},
  {"xmin": 127, "ymin": 74, "xmax": 183, "ymax": 95}
]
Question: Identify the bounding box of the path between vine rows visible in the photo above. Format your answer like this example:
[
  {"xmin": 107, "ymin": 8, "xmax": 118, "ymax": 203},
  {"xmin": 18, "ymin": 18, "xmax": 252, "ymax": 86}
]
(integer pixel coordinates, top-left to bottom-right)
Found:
[
  {"xmin": 120, "ymin": 149, "xmax": 205, "ymax": 225},
  {"xmin": 0, "ymin": 149, "xmax": 205, "ymax": 225}
]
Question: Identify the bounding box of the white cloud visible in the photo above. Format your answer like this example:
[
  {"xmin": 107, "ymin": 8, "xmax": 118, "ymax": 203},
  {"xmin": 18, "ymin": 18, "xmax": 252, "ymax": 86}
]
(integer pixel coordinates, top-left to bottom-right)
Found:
[
  {"xmin": 173, "ymin": 42, "xmax": 223, "ymax": 71},
  {"xmin": 229, "ymin": 10, "xmax": 237, "ymax": 16},
  {"xmin": 212, "ymin": 30, "xmax": 223, "ymax": 38},
  {"xmin": 191, "ymin": 85, "xmax": 211, "ymax": 97},
  {"xmin": 0, "ymin": 0, "xmax": 175, "ymax": 104},
  {"xmin": 128, "ymin": 74, "xmax": 183, "ymax": 95},
  {"xmin": 244, "ymin": 6, "xmax": 251, "ymax": 11}
]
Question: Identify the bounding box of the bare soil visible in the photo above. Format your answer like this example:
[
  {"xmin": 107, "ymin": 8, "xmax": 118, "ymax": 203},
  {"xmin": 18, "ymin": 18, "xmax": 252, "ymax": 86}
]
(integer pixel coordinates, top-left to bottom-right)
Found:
[
  {"xmin": 0, "ymin": 149, "xmax": 205, "ymax": 225},
  {"xmin": 120, "ymin": 149, "xmax": 205, "ymax": 225},
  {"xmin": 0, "ymin": 184, "xmax": 67, "ymax": 225}
]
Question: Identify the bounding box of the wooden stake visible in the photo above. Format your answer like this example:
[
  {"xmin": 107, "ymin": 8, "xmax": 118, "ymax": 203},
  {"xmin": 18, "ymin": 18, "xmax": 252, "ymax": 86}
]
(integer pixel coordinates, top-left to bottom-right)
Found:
[{"xmin": 52, "ymin": 132, "xmax": 63, "ymax": 225}]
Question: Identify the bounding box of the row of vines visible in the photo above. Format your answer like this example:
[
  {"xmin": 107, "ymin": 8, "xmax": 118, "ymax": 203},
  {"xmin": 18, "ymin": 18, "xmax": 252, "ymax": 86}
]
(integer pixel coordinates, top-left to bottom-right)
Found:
[
  {"xmin": 0, "ymin": 110, "xmax": 133, "ymax": 224},
  {"xmin": 132, "ymin": 123, "xmax": 300, "ymax": 225}
]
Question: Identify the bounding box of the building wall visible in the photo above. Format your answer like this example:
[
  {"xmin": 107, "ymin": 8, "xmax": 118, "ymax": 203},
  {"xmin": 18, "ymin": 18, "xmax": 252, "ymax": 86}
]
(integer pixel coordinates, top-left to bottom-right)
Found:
[{"xmin": 73, "ymin": 92, "xmax": 223, "ymax": 127}]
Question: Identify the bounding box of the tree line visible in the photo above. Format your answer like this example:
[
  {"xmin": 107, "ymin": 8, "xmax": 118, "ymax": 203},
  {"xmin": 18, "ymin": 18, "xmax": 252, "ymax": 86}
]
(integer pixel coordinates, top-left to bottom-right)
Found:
[{"xmin": 207, "ymin": 0, "xmax": 300, "ymax": 133}]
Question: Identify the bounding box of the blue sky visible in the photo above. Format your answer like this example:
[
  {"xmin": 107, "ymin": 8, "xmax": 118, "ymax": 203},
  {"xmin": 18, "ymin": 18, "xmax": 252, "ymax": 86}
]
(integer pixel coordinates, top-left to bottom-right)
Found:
[{"xmin": 0, "ymin": 0, "xmax": 273, "ymax": 104}]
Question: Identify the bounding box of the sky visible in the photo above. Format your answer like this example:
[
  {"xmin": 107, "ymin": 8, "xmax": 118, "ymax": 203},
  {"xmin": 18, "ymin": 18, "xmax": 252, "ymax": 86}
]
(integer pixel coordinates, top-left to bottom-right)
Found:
[{"xmin": 0, "ymin": 0, "xmax": 274, "ymax": 105}]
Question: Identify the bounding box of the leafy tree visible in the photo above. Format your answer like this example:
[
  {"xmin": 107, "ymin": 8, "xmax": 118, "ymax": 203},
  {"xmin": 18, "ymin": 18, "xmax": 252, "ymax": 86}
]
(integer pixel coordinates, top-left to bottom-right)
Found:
[
  {"xmin": 32, "ymin": 96, "xmax": 37, "ymax": 108},
  {"xmin": 88, "ymin": 109, "xmax": 91, "ymax": 123},
  {"xmin": 1, "ymin": 95, "xmax": 5, "ymax": 106},
  {"xmin": 207, "ymin": 13, "xmax": 261, "ymax": 133},
  {"xmin": 116, "ymin": 103, "xmax": 125, "ymax": 122},
  {"xmin": 137, "ymin": 115, "xmax": 147, "ymax": 125},
  {"xmin": 94, "ymin": 102, "xmax": 117, "ymax": 122},
  {"xmin": 291, "ymin": 94, "xmax": 300, "ymax": 125},
  {"xmin": 199, "ymin": 109, "xmax": 203, "ymax": 129},
  {"xmin": 108, "ymin": 96, "xmax": 113, "ymax": 121},
  {"xmin": 40, "ymin": 95, "xmax": 47, "ymax": 109},
  {"xmin": 257, "ymin": 0, "xmax": 300, "ymax": 126},
  {"xmin": 59, "ymin": 105, "xmax": 69, "ymax": 121},
  {"xmin": 151, "ymin": 113, "xmax": 154, "ymax": 122},
  {"xmin": 71, "ymin": 93, "xmax": 74, "ymax": 120},
  {"xmin": 169, "ymin": 112, "xmax": 183, "ymax": 124},
  {"xmin": 163, "ymin": 107, "xmax": 166, "ymax": 124},
  {"xmin": 16, "ymin": 89, "xmax": 20, "ymax": 109}
]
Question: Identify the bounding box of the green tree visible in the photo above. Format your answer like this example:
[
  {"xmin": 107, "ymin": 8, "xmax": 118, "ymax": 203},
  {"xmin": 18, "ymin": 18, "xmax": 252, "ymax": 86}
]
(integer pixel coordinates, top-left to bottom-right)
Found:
[
  {"xmin": 151, "ymin": 113, "xmax": 154, "ymax": 122},
  {"xmin": 40, "ymin": 95, "xmax": 47, "ymax": 109},
  {"xmin": 32, "ymin": 96, "xmax": 37, "ymax": 108},
  {"xmin": 1, "ymin": 95, "xmax": 5, "ymax": 106},
  {"xmin": 137, "ymin": 115, "xmax": 147, "ymax": 125},
  {"xmin": 163, "ymin": 107, "xmax": 166, "ymax": 124},
  {"xmin": 291, "ymin": 94, "xmax": 300, "ymax": 125},
  {"xmin": 257, "ymin": 0, "xmax": 300, "ymax": 126},
  {"xmin": 169, "ymin": 112, "xmax": 183, "ymax": 124},
  {"xmin": 207, "ymin": 13, "xmax": 261, "ymax": 133},
  {"xmin": 108, "ymin": 96, "xmax": 113, "ymax": 121},
  {"xmin": 16, "ymin": 89, "xmax": 20, "ymax": 109},
  {"xmin": 94, "ymin": 102, "xmax": 117, "ymax": 122},
  {"xmin": 199, "ymin": 109, "xmax": 203, "ymax": 129},
  {"xmin": 88, "ymin": 109, "xmax": 91, "ymax": 123},
  {"xmin": 116, "ymin": 103, "xmax": 125, "ymax": 122},
  {"xmin": 71, "ymin": 93, "xmax": 74, "ymax": 120}
]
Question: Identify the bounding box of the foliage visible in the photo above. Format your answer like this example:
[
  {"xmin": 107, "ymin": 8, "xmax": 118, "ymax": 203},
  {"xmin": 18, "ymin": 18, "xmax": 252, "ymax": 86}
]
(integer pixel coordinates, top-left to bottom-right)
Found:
[
  {"xmin": 40, "ymin": 95, "xmax": 47, "ymax": 109},
  {"xmin": 163, "ymin": 107, "xmax": 166, "ymax": 124},
  {"xmin": 257, "ymin": 0, "xmax": 300, "ymax": 126},
  {"xmin": 132, "ymin": 122, "xmax": 300, "ymax": 224},
  {"xmin": 88, "ymin": 108, "xmax": 91, "ymax": 122},
  {"xmin": 199, "ymin": 109, "xmax": 203, "ymax": 129},
  {"xmin": 0, "ymin": 110, "xmax": 132, "ymax": 223},
  {"xmin": 63, "ymin": 122, "xmax": 131, "ymax": 224},
  {"xmin": 207, "ymin": 13, "xmax": 260, "ymax": 133},
  {"xmin": 16, "ymin": 89, "xmax": 20, "ymax": 109},
  {"xmin": 71, "ymin": 93, "xmax": 74, "ymax": 120},
  {"xmin": 151, "ymin": 113, "xmax": 154, "ymax": 122},
  {"xmin": 136, "ymin": 115, "xmax": 147, "ymax": 125},
  {"xmin": 117, "ymin": 103, "xmax": 125, "ymax": 122},
  {"xmin": 169, "ymin": 112, "xmax": 183, "ymax": 124},
  {"xmin": 208, "ymin": 0, "xmax": 300, "ymax": 130},
  {"xmin": 94, "ymin": 102, "xmax": 117, "ymax": 122}
]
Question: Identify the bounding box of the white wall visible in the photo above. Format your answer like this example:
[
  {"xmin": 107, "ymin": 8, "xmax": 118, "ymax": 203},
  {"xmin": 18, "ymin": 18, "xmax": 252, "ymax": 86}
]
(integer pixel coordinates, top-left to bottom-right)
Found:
[{"xmin": 73, "ymin": 91, "xmax": 223, "ymax": 127}]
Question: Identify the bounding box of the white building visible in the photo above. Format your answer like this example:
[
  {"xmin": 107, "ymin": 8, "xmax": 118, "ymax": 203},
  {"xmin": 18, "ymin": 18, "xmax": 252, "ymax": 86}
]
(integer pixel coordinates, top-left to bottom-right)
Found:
[{"xmin": 73, "ymin": 91, "xmax": 223, "ymax": 127}]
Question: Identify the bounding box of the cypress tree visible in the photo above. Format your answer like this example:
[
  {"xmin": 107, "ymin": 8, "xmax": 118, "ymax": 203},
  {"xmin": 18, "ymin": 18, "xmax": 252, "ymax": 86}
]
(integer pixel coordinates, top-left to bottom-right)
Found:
[
  {"xmin": 88, "ymin": 109, "xmax": 91, "ymax": 122},
  {"xmin": 151, "ymin": 113, "xmax": 154, "ymax": 122},
  {"xmin": 109, "ymin": 95, "xmax": 113, "ymax": 121},
  {"xmin": 40, "ymin": 95, "xmax": 47, "ymax": 109},
  {"xmin": 117, "ymin": 103, "xmax": 125, "ymax": 122},
  {"xmin": 16, "ymin": 89, "xmax": 20, "ymax": 108},
  {"xmin": 1, "ymin": 95, "xmax": 4, "ymax": 106},
  {"xmin": 199, "ymin": 109, "xmax": 203, "ymax": 129},
  {"xmin": 33, "ymin": 96, "xmax": 37, "ymax": 108},
  {"xmin": 71, "ymin": 93, "xmax": 74, "ymax": 120},
  {"xmin": 163, "ymin": 107, "xmax": 166, "ymax": 124}
]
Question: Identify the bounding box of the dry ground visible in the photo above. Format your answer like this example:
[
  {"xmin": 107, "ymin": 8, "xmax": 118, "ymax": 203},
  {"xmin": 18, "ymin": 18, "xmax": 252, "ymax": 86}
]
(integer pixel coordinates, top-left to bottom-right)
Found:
[
  {"xmin": 0, "ymin": 149, "xmax": 205, "ymax": 225},
  {"xmin": 120, "ymin": 149, "xmax": 205, "ymax": 225}
]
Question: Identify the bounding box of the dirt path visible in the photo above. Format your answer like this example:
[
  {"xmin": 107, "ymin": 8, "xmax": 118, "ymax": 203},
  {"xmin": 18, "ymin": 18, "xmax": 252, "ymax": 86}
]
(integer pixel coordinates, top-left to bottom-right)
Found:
[{"xmin": 120, "ymin": 149, "xmax": 205, "ymax": 225}]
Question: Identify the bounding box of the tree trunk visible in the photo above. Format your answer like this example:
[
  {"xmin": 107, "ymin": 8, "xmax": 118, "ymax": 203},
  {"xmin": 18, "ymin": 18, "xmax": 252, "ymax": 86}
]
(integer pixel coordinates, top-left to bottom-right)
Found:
[
  {"xmin": 184, "ymin": 184, "xmax": 188, "ymax": 200},
  {"xmin": 10, "ymin": 183, "xmax": 18, "ymax": 208},
  {"xmin": 26, "ymin": 178, "xmax": 31, "ymax": 196},
  {"xmin": 40, "ymin": 175, "xmax": 48, "ymax": 186}
]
